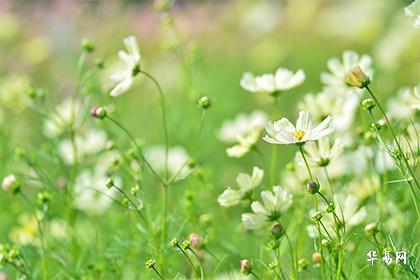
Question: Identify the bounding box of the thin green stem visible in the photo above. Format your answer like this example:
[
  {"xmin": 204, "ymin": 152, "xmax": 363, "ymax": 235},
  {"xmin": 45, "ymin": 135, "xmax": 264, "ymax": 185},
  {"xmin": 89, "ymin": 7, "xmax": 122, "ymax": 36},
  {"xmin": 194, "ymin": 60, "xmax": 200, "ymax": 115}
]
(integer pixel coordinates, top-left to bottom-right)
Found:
[
  {"xmin": 365, "ymin": 86, "xmax": 419, "ymax": 190},
  {"xmin": 140, "ymin": 70, "xmax": 169, "ymax": 180},
  {"xmin": 270, "ymin": 145, "xmax": 278, "ymax": 186},
  {"xmin": 177, "ymin": 245, "xmax": 199, "ymax": 278},
  {"xmin": 298, "ymin": 144, "xmax": 313, "ymax": 181},
  {"xmin": 151, "ymin": 266, "xmax": 164, "ymax": 280}
]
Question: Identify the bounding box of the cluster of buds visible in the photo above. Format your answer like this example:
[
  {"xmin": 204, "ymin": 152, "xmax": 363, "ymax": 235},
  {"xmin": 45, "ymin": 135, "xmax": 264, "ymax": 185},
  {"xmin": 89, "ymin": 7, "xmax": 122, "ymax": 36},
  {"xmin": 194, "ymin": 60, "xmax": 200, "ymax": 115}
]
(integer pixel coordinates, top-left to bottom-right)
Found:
[
  {"xmin": 145, "ymin": 259, "xmax": 156, "ymax": 269},
  {"xmin": 36, "ymin": 191, "xmax": 52, "ymax": 206},
  {"xmin": 344, "ymin": 66, "xmax": 371, "ymax": 88},
  {"xmin": 1, "ymin": 175, "xmax": 20, "ymax": 194},
  {"xmin": 0, "ymin": 244, "xmax": 21, "ymax": 268}
]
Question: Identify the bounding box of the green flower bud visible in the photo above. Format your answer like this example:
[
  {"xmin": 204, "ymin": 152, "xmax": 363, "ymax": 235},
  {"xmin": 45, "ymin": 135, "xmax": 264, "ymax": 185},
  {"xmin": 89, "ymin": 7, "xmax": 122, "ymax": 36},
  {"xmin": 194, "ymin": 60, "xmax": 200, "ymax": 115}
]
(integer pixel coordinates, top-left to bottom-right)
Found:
[
  {"xmin": 37, "ymin": 191, "xmax": 52, "ymax": 205},
  {"xmin": 197, "ymin": 96, "xmax": 211, "ymax": 109},
  {"xmin": 298, "ymin": 258, "xmax": 309, "ymax": 271},
  {"xmin": 364, "ymin": 222, "xmax": 379, "ymax": 237},
  {"xmin": 106, "ymin": 178, "xmax": 114, "ymax": 189},
  {"xmin": 81, "ymin": 39, "xmax": 95, "ymax": 53},
  {"xmin": 130, "ymin": 185, "xmax": 140, "ymax": 196},
  {"xmin": 170, "ymin": 238, "xmax": 179, "ymax": 247},
  {"xmin": 90, "ymin": 106, "xmax": 107, "ymax": 119},
  {"xmin": 145, "ymin": 259, "xmax": 155, "ymax": 269},
  {"xmin": 306, "ymin": 181, "xmax": 319, "ymax": 195},
  {"xmin": 271, "ymin": 223, "xmax": 284, "ymax": 239},
  {"xmin": 311, "ymin": 211, "xmax": 323, "ymax": 222},
  {"xmin": 361, "ymin": 98, "xmax": 375, "ymax": 111},
  {"xmin": 325, "ymin": 203, "xmax": 335, "ymax": 213},
  {"xmin": 181, "ymin": 240, "xmax": 191, "ymax": 250},
  {"xmin": 266, "ymin": 239, "xmax": 280, "ymax": 250}
]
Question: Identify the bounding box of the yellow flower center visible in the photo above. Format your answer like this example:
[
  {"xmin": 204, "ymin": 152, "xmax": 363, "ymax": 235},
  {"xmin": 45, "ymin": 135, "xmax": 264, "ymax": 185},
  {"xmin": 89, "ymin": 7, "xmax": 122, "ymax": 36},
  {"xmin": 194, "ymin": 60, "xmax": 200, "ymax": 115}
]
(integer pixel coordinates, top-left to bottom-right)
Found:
[{"xmin": 294, "ymin": 130, "xmax": 305, "ymax": 141}]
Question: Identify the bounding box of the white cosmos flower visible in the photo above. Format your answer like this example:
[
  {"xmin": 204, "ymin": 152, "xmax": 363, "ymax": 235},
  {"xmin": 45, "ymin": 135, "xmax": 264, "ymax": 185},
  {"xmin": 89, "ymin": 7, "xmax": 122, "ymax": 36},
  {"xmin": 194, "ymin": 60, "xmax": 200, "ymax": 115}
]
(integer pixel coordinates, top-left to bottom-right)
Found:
[
  {"xmin": 306, "ymin": 195, "xmax": 366, "ymax": 239},
  {"xmin": 321, "ymin": 50, "xmax": 372, "ymax": 90},
  {"xmin": 58, "ymin": 129, "xmax": 108, "ymax": 164},
  {"xmin": 110, "ymin": 36, "xmax": 141, "ymax": 97},
  {"xmin": 404, "ymin": 86, "xmax": 420, "ymax": 110},
  {"xmin": 405, "ymin": 0, "xmax": 420, "ymax": 28},
  {"xmin": 263, "ymin": 111, "xmax": 334, "ymax": 145},
  {"xmin": 218, "ymin": 166, "xmax": 264, "ymax": 207},
  {"xmin": 219, "ymin": 111, "xmax": 268, "ymax": 158},
  {"xmin": 387, "ymin": 87, "xmax": 416, "ymax": 119},
  {"xmin": 144, "ymin": 145, "xmax": 193, "ymax": 181},
  {"xmin": 241, "ymin": 186, "xmax": 292, "ymax": 230},
  {"xmin": 43, "ymin": 98, "xmax": 84, "ymax": 137},
  {"xmin": 298, "ymin": 89, "xmax": 359, "ymax": 132},
  {"xmin": 296, "ymin": 138, "xmax": 343, "ymax": 167},
  {"xmin": 74, "ymin": 170, "xmax": 119, "ymax": 214},
  {"xmin": 240, "ymin": 68, "xmax": 305, "ymax": 94}
]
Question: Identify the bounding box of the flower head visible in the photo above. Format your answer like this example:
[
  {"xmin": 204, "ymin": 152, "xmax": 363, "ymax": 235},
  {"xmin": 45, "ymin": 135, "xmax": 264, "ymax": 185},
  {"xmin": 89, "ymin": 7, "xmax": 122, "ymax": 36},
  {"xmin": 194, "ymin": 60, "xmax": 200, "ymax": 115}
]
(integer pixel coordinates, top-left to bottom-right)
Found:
[
  {"xmin": 241, "ymin": 186, "xmax": 292, "ymax": 230},
  {"xmin": 321, "ymin": 50, "xmax": 372, "ymax": 90},
  {"xmin": 219, "ymin": 111, "xmax": 268, "ymax": 158},
  {"xmin": 263, "ymin": 111, "xmax": 334, "ymax": 145},
  {"xmin": 218, "ymin": 166, "xmax": 264, "ymax": 207},
  {"xmin": 405, "ymin": 0, "xmax": 420, "ymax": 28},
  {"xmin": 2, "ymin": 175, "xmax": 20, "ymax": 193},
  {"xmin": 297, "ymin": 138, "xmax": 343, "ymax": 167},
  {"xmin": 110, "ymin": 36, "xmax": 141, "ymax": 97},
  {"xmin": 404, "ymin": 85, "xmax": 420, "ymax": 110},
  {"xmin": 240, "ymin": 68, "xmax": 305, "ymax": 95}
]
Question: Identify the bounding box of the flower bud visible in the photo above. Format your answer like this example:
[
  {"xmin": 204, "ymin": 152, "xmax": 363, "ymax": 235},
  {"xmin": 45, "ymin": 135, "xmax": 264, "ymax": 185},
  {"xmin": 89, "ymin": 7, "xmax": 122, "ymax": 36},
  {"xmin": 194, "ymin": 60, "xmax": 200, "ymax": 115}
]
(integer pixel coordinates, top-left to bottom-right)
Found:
[
  {"xmin": 95, "ymin": 59, "xmax": 104, "ymax": 69},
  {"xmin": 268, "ymin": 261, "xmax": 277, "ymax": 270},
  {"xmin": 130, "ymin": 185, "xmax": 140, "ymax": 196},
  {"xmin": 364, "ymin": 222, "xmax": 378, "ymax": 237},
  {"xmin": 170, "ymin": 238, "xmax": 179, "ymax": 247},
  {"xmin": 1, "ymin": 175, "xmax": 20, "ymax": 194},
  {"xmin": 298, "ymin": 258, "xmax": 309, "ymax": 270},
  {"xmin": 321, "ymin": 239, "xmax": 330, "ymax": 247},
  {"xmin": 311, "ymin": 211, "xmax": 323, "ymax": 222},
  {"xmin": 145, "ymin": 259, "xmax": 155, "ymax": 268},
  {"xmin": 36, "ymin": 191, "xmax": 52, "ymax": 206},
  {"xmin": 189, "ymin": 233, "xmax": 204, "ymax": 249},
  {"xmin": 197, "ymin": 96, "xmax": 211, "ymax": 109},
  {"xmin": 344, "ymin": 66, "xmax": 370, "ymax": 88},
  {"xmin": 306, "ymin": 181, "xmax": 319, "ymax": 195},
  {"xmin": 312, "ymin": 252, "xmax": 322, "ymax": 264},
  {"xmin": 271, "ymin": 223, "xmax": 284, "ymax": 239},
  {"xmin": 266, "ymin": 239, "xmax": 280, "ymax": 250},
  {"xmin": 106, "ymin": 178, "xmax": 114, "ymax": 189},
  {"xmin": 90, "ymin": 106, "xmax": 107, "ymax": 119},
  {"xmin": 325, "ymin": 203, "xmax": 335, "ymax": 213},
  {"xmin": 181, "ymin": 240, "xmax": 190, "ymax": 250},
  {"xmin": 81, "ymin": 39, "xmax": 95, "ymax": 53},
  {"xmin": 240, "ymin": 259, "xmax": 252, "ymax": 275},
  {"xmin": 361, "ymin": 98, "xmax": 375, "ymax": 111}
]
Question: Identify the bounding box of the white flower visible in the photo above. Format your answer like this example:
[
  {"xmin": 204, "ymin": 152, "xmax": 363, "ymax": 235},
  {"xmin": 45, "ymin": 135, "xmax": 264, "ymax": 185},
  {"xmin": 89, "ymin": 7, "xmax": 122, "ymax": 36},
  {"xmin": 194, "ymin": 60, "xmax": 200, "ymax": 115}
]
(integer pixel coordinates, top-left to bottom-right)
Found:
[
  {"xmin": 321, "ymin": 50, "xmax": 372, "ymax": 90},
  {"xmin": 404, "ymin": 86, "xmax": 420, "ymax": 110},
  {"xmin": 144, "ymin": 145, "xmax": 193, "ymax": 181},
  {"xmin": 387, "ymin": 87, "xmax": 416, "ymax": 119},
  {"xmin": 241, "ymin": 186, "xmax": 292, "ymax": 230},
  {"xmin": 218, "ymin": 167, "xmax": 264, "ymax": 207},
  {"xmin": 263, "ymin": 111, "xmax": 334, "ymax": 145},
  {"xmin": 74, "ymin": 170, "xmax": 119, "ymax": 214},
  {"xmin": 306, "ymin": 195, "xmax": 366, "ymax": 238},
  {"xmin": 218, "ymin": 111, "xmax": 268, "ymax": 158},
  {"xmin": 399, "ymin": 123, "xmax": 420, "ymax": 165},
  {"xmin": 240, "ymin": 68, "xmax": 305, "ymax": 94},
  {"xmin": 298, "ymin": 89, "xmax": 359, "ymax": 132},
  {"xmin": 347, "ymin": 176, "xmax": 380, "ymax": 200},
  {"xmin": 405, "ymin": 0, "xmax": 420, "ymax": 28},
  {"xmin": 2, "ymin": 174, "xmax": 17, "ymax": 192},
  {"xmin": 43, "ymin": 98, "xmax": 83, "ymax": 137},
  {"xmin": 297, "ymin": 138, "xmax": 343, "ymax": 167},
  {"xmin": 58, "ymin": 129, "xmax": 108, "ymax": 164},
  {"xmin": 110, "ymin": 36, "xmax": 141, "ymax": 97}
]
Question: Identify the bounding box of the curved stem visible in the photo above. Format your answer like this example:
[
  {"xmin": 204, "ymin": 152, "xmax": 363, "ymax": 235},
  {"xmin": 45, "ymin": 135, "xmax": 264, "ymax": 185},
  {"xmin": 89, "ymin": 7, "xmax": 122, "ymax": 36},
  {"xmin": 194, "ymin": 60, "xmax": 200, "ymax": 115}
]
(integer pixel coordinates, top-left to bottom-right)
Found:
[
  {"xmin": 140, "ymin": 70, "xmax": 170, "ymax": 180},
  {"xmin": 365, "ymin": 86, "xmax": 419, "ymax": 190}
]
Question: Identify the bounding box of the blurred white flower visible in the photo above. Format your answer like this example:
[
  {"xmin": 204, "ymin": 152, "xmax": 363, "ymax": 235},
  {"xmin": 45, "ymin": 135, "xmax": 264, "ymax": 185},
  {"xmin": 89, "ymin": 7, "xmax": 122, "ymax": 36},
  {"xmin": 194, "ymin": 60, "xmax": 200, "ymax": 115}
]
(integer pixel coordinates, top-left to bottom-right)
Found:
[
  {"xmin": 1, "ymin": 174, "xmax": 17, "ymax": 192},
  {"xmin": 74, "ymin": 170, "xmax": 119, "ymax": 214},
  {"xmin": 298, "ymin": 90, "xmax": 359, "ymax": 132},
  {"xmin": 43, "ymin": 98, "xmax": 84, "ymax": 137},
  {"xmin": 404, "ymin": 85, "xmax": 420, "ymax": 110},
  {"xmin": 321, "ymin": 50, "xmax": 372, "ymax": 90},
  {"xmin": 218, "ymin": 167, "xmax": 264, "ymax": 207},
  {"xmin": 347, "ymin": 176, "xmax": 380, "ymax": 201},
  {"xmin": 307, "ymin": 195, "xmax": 366, "ymax": 238},
  {"xmin": 405, "ymin": 0, "xmax": 420, "ymax": 28},
  {"xmin": 387, "ymin": 87, "xmax": 416, "ymax": 119},
  {"xmin": 297, "ymin": 138, "xmax": 343, "ymax": 167},
  {"xmin": 219, "ymin": 111, "xmax": 267, "ymax": 158},
  {"xmin": 0, "ymin": 74, "xmax": 31, "ymax": 113},
  {"xmin": 240, "ymin": 68, "xmax": 305, "ymax": 95},
  {"xmin": 263, "ymin": 111, "xmax": 334, "ymax": 145},
  {"xmin": 58, "ymin": 129, "xmax": 108, "ymax": 164},
  {"xmin": 241, "ymin": 186, "xmax": 292, "ymax": 230},
  {"xmin": 144, "ymin": 145, "xmax": 193, "ymax": 181},
  {"xmin": 110, "ymin": 36, "xmax": 141, "ymax": 97},
  {"xmin": 399, "ymin": 123, "xmax": 419, "ymax": 165}
]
